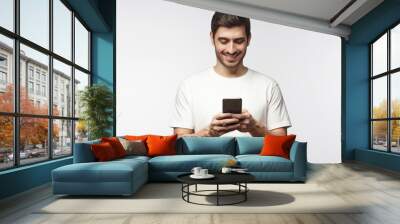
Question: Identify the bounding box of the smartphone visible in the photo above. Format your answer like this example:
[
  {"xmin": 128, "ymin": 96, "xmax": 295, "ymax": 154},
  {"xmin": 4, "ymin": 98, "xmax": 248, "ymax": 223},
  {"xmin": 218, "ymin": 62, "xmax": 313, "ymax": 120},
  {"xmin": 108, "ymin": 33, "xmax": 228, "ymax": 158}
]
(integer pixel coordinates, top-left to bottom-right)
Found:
[{"xmin": 222, "ymin": 98, "xmax": 242, "ymax": 114}]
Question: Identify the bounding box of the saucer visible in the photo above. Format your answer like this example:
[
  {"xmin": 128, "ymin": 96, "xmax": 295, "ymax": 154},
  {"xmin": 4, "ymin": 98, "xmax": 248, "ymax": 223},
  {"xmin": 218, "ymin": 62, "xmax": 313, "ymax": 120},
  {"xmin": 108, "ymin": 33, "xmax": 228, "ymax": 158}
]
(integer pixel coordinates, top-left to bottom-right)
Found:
[{"xmin": 190, "ymin": 174, "xmax": 215, "ymax": 179}]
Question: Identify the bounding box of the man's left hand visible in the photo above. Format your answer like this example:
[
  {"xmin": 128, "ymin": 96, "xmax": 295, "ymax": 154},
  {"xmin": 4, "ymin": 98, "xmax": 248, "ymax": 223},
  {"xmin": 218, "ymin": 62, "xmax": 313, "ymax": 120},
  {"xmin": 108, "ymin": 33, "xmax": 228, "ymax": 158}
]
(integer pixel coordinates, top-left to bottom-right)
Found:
[{"xmin": 231, "ymin": 109, "xmax": 258, "ymax": 133}]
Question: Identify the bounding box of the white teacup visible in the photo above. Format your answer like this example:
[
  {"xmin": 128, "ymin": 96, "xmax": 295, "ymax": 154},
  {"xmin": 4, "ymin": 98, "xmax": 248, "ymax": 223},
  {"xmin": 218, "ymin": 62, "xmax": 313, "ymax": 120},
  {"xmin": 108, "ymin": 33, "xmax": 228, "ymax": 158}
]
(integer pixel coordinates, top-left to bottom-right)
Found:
[
  {"xmin": 199, "ymin": 169, "xmax": 208, "ymax": 176},
  {"xmin": 221, "ymin": 167, "xmax": 232, "ymax": 174},
  {"xmin": 191, "ymin": 167, "xmax": 202, "ymax": 176}
]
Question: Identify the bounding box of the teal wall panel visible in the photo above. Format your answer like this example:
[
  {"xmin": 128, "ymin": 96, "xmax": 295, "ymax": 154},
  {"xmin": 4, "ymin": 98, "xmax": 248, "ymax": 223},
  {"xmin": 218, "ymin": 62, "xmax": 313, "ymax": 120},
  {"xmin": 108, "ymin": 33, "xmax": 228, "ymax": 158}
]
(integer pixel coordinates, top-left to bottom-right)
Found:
[
  {"xmin": 343, "ymin": 0, "xmax": 400, "ymax": 172},
  {"xmin": 0, "ymin": 158, "xmax": 72, "ymax": 199}
]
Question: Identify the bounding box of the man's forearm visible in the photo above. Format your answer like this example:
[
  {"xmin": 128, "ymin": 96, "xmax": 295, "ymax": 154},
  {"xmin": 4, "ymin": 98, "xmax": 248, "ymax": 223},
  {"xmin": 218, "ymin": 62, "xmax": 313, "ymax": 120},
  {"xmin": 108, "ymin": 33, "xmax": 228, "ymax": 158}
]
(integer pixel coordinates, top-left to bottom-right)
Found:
[
  {"xmin": 249, "ymin": 122, "xmax": 287, "ymax": 137},
  {"xmin": 177, "ymin": 128, "xmax": 210, "ymax": 137},
  {"xmin": 249, "ymin": 122, "xmax": 267, "ymax": 137}
]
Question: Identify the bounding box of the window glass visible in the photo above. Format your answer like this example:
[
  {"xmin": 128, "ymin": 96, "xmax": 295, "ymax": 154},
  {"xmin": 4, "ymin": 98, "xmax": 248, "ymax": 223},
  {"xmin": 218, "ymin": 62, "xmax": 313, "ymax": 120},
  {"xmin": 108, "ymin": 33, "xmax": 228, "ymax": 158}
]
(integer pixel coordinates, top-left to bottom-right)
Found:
[
  {"xmin": 372, "ymin": 34, "xmax": 387, "ymax": 76},
  {"xmin": 0, "ymin": 0, "xmax": 14, "ymax": 31},
  {"xmin": 391, "ymin": 72, "xmax": 400, "ymax": 117},
  {"xmin": 74, "ymin": 18, "xmax": 89, "ymax": 69},
  {"xmin": 53, "ymin": 0, "xmax": 72, "ymax": 60},
  {"xmin": 391, "ymin": 24, "xmax": 400, "ymax": 70},
  {"xmin": 53, "ymin": 59, "xmax": 72, "ymax": 117},
  {"xmin": 75, "ymin": 120, "xmax": 88, "ymax": 143},
  {"xmin": 20, "ymin": 0, "xmax": 49, "ymax": 49},
  {"xmin": 372, "ymin": 121, "xmax": 388, "ymax": 151},
  {"xmin": 74, "ymin": 69, "xmax": 89, "ymax": 118},
  {"xmin": 53, "ymin": 119, "xmax": 72, "ymax": 157},
  {"xmin": 0, "ymin": 35, "xmax": 14, "ymax": 113},
  {"xmin": 20, "ymin": 44, "xmax": 49, "ymax": 115},
  {"xmin": 391, "ymin": 120, "xmax": 400, "ymax": 153},
  {"xmin": 0, "ymin": 116, "xmax": 14, "ymax": 170},
  {"xmin": 20, "ymin": 117, "xmax": 49, "ymax": 165},
  {"xmin": 372, "ymin": 77, "xmax": 387, "ymax": 119}
]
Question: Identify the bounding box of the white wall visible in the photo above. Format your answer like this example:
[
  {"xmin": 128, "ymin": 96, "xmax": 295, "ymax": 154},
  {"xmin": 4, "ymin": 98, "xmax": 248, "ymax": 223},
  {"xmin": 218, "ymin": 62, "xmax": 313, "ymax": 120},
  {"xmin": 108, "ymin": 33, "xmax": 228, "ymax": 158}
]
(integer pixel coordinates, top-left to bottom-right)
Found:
[{"xmin": 116, "ymin": 0, "xmax": 341, "ymax": 163}]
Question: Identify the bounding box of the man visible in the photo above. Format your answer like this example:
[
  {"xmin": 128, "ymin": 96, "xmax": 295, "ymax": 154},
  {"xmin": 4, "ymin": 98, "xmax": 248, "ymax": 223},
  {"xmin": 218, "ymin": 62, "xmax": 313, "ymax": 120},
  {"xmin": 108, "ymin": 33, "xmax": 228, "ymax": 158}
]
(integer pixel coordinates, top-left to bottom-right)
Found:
[{"xmin": 170, "ymin": 12, "xmax": 291, "ymax": 137}]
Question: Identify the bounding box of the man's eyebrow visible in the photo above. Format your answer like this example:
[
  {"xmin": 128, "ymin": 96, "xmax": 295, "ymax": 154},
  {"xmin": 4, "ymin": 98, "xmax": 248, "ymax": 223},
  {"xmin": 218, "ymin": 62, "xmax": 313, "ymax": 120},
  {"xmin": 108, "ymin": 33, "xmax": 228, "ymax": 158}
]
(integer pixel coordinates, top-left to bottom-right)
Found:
[{"xmin": 217, "ymin": 37, "xmax": 246, "ymax": 41}]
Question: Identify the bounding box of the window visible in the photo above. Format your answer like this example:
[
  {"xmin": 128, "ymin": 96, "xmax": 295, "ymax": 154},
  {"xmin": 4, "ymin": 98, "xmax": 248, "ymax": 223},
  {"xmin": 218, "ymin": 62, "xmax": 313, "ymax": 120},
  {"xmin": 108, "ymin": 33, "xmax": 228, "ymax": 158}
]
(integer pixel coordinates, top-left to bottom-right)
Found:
[
  {"xmin": 41, "ymin": 73, "xmax": 46, "ymax": 82},
  {"xmin": 42, "ymin": 85, "xmax": 46, "ymax": 97},
  {"xmin": 0, "ymin": 0, "xmax": 13, "ymax": 32},
  {"xmin": 35, "ymin": 84, "xmax": 40, "ymax": 95},
  {"xmin": 0, "ymin": 116, "xmax": 13, "ymax": 170},
  {"xmin": 371, "ymin": 23, "xmax": 400, "ymax": 154},
  {"xmin": 28, "ymin": 81, "xmax": 34, "ymax": 94},
  {"xmin": 0, "ymin": 55, "xmax": 7, "ymax": 67},
  {"xmin": 35, "ymin": 70, "xmax": 40, "ymax": 81},
  {"xmin": 75, "ymin": 18, "xmax": 89, "ymax": 70},
  {"xmin": 0, "ymin": 1, "xmax": 91, "ymax": 170},
  {"xmin": 0, "ymin": 34, "xmax": 13, "ymax": 113},
  {"xmin": 20, "ymin": 0, "xmax": 49, "ymax": 49},
  {"xmin": 29, "ymin": 67, "xmax": 34, "ymax": 80},
  {"xmin": 53, "ymin": 59, "xmax": 71, "ymax": 117},
  {"xmin": 53, "ymin": 0, "xmax": 72, "ymax": 60},
  {"xmin": 0, "ymin": 71, "xmax": 6, "ymax": 85},
  {"xmin": 0, "ymin": 54, "xmax": 8, "ymax": 89}
]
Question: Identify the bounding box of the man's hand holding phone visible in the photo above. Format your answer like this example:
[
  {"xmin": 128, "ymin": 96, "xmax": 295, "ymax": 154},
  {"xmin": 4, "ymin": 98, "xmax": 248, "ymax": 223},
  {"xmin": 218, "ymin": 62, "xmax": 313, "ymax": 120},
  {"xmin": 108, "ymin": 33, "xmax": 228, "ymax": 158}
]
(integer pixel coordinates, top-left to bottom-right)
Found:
[
  {"xmin": 208, "ymin": 113, "xmax": 240, "ymax": 137},
  {"xmin": 231, "ymin": 109, "xmax": 257, "ymax": 133}
]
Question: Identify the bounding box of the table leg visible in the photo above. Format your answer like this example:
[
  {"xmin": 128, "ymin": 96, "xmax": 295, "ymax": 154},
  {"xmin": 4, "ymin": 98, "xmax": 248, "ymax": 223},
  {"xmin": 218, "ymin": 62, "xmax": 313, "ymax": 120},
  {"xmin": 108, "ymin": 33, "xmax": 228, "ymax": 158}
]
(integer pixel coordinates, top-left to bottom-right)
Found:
[
  {"xmin": 245, "ymin": 183, "xmax": 247, "ymax": 201},
  {"xmin": 217, "ymin": 184, "xmax": 219, "ymax": 206}
]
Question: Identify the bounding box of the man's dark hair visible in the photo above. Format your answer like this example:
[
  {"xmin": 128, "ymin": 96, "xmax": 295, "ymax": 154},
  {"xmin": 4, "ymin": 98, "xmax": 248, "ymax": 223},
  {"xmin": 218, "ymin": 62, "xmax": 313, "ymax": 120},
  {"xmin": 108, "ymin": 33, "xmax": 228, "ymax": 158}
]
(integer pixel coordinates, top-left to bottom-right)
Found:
[{"xmin": 211, "ymin": 12, "xmax": 251, "ymax": 38}]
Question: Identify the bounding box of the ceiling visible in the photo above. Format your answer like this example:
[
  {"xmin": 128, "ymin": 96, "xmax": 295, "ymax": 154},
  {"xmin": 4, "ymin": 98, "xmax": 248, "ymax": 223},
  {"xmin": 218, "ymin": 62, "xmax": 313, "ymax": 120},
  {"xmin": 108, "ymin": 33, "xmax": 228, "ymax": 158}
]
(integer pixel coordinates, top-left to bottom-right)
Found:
[{"xmin": 165, "ymin": 0, "xmax": 384, "ymax": 38}]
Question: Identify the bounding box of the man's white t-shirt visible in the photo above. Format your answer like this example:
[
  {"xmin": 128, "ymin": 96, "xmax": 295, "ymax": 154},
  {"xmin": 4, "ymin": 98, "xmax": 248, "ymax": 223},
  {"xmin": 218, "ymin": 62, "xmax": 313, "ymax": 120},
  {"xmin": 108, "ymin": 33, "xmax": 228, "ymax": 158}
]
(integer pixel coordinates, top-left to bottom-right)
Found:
[{"xmin": 169, "ymin": 67, "xmax": 291, "ymax": 137}]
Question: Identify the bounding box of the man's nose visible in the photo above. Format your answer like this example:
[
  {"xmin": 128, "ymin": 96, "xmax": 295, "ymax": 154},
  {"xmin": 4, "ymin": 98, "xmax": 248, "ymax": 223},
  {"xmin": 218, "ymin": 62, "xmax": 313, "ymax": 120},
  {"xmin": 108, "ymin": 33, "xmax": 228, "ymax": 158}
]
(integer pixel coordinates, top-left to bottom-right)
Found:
[{"xmin": 227, "ymin": 42, "xmax": 236, "ymax": 54}]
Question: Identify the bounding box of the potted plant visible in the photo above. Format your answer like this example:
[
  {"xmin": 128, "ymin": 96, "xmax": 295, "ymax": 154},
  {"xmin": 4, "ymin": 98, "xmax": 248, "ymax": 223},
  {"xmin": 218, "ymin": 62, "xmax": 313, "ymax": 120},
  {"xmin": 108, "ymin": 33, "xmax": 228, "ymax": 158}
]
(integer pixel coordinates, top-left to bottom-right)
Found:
[{"xmin": 79, "ymin": 84, "xmax": 113, "ymax": 140}]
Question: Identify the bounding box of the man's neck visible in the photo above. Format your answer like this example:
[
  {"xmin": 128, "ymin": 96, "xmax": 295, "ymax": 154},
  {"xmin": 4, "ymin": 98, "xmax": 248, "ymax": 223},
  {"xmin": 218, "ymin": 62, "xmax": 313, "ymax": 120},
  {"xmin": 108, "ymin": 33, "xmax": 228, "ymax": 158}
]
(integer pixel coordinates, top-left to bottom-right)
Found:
[{"xmin": 213, "ymin": 63, "xmax": 248, "ymax": 78}]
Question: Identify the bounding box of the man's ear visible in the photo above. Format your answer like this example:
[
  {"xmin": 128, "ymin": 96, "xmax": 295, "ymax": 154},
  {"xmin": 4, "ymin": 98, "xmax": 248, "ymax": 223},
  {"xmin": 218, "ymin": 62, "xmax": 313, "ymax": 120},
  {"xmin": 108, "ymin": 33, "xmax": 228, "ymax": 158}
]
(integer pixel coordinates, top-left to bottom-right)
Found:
[
  {"xmin": 210, "ymin": 31, "xmax": 215, "ymax": 46},
  {"xmin": 247, "ymin": 35, "xmax": 251, "ymax": 46}
]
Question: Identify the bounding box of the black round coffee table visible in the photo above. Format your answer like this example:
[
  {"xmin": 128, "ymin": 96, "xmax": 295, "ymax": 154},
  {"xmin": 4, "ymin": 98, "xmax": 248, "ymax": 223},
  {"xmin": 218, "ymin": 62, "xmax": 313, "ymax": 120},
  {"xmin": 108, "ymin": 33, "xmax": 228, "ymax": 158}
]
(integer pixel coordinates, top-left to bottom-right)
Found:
[{"xmin": 177, "ymin": 172, "xmax": 255, "ymax": 206}]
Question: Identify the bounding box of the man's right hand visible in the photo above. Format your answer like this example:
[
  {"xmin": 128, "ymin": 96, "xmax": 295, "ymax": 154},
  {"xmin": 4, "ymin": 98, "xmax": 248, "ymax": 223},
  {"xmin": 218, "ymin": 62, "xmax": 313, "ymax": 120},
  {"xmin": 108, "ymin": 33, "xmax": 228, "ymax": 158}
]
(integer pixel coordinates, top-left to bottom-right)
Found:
[{"xmin": 208, "ymin": 113, "xmax": 240, "ymax": 137}]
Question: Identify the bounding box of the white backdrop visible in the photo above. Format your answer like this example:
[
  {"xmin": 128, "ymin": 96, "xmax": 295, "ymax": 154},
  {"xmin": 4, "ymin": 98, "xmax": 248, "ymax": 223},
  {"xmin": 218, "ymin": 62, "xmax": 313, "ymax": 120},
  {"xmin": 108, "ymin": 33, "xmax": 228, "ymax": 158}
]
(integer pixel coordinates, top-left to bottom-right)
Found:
[{"xmin": 116, "ymin": 0, "xmax": 341, "ymax": 163}]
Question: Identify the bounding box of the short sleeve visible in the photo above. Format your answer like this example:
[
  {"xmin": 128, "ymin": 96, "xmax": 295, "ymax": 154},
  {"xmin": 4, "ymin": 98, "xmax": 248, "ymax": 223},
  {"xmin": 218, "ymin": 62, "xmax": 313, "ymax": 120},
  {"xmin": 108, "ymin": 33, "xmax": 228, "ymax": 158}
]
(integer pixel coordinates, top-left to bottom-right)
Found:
[
  {"xmin": 266, "ymin": 84, "xmax": 292, "ymax": 130},
  {"xmin": 169, "ymin": 82, "xmax": 194, "ymax": 129}
]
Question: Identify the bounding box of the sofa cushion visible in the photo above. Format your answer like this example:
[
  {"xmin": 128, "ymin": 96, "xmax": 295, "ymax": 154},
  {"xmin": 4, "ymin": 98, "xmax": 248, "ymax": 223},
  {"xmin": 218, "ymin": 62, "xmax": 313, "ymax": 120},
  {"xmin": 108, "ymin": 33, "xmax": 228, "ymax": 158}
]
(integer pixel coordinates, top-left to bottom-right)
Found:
[
  {"xmin": 260, "ymin": 134, "xmax": 296, "ymax": 159},
  {"xmin": 53, "ymin": 158, "xmax": 147, "ymax": 183},
  {"xmin": 74, "ymin": 139, "xmax": 100, "ymax": 163},
  {"xmin": 236, "ymin": 155, "xmax": 293, "ymax": 172},
  {"xmin": 101, "ymin": 137, "xmax": 127, "ymax": 158},
  {"xmin": 176, "ymin": 137, "xmax": 236, "ymax": 155},
  {"xmin": 91, "ymin": 142, "xmax": 118, "ymax": 161},
  {"xmin": 147, "ymin": 135, "xmax": 178, "ymax": 157},
  {"xmin": 235, "ymin": 137, "xmax": 263, "ymax": 155},
  {"xmin": 148, "ymin": 154, "xmax": 235, "ymax": 172},
  {"xmin": 118, "ymin": 138, "xmax": 148, "ymax": 156}
]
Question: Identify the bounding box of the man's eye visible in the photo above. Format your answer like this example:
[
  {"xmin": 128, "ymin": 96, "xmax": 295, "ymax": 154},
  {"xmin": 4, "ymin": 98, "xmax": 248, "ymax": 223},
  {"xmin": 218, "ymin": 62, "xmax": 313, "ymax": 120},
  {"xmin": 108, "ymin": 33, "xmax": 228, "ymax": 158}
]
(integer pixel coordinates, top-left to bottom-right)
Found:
[
  {"xmin": 235, "ymin": 40, "xmax": 245, "ymax": 44},
  {"xmin": 220, "ymin": 40, "xmax": 228, "ymax": 44}
]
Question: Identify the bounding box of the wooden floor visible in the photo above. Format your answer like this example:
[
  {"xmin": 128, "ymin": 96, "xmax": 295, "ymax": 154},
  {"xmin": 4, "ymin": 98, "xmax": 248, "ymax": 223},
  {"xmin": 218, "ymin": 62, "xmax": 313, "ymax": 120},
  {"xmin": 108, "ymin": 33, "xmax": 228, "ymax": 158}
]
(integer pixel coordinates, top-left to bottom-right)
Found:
[{"xmin": 1, "ymin": 162, "xmax": 400, "ymax": 224}]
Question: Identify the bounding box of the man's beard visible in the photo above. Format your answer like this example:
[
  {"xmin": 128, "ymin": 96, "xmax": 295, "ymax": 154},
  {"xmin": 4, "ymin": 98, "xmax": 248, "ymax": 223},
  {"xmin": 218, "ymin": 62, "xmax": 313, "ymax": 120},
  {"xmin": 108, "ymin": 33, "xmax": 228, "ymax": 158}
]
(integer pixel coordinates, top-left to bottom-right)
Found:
[{"xmin": 215, "ymin": 49, "xmax": 246, "ymax": 69}]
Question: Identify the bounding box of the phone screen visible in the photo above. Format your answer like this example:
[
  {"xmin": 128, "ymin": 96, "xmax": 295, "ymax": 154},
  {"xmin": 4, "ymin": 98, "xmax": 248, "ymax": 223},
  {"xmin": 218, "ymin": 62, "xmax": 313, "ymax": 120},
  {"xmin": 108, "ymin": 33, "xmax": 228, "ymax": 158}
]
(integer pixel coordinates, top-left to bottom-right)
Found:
[{"xmin": 222, "ymin": 98, "xmax": 242, "ymax": 114}]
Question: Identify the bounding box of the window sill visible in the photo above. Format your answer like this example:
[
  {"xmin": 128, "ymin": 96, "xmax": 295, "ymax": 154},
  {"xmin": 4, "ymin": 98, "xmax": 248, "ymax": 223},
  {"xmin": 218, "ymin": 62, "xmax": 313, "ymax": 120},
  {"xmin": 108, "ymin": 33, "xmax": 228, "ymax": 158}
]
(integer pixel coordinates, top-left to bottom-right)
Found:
[{"xmin": 0, "ymin": 156, "xmax": 72, "ymax": 176}]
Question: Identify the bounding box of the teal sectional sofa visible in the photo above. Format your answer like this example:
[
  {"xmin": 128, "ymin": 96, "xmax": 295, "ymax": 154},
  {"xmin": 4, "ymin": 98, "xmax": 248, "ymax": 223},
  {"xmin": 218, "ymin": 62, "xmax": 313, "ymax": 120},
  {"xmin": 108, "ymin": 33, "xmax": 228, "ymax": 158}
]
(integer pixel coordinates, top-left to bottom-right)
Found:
[{"xmin": 52, "ymin": 137, "xmax": 307, "ymax": 196}]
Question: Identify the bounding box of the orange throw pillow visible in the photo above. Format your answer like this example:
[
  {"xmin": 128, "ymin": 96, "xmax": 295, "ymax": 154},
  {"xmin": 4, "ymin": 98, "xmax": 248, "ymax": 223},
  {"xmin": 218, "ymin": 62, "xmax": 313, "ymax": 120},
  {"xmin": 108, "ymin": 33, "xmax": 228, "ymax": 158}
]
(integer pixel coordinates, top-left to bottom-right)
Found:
[
  {"xmin": 101, "ymin": 137, "xmax": 127, "ymax": 158},
  {"xmin": 146, "ymin": 134, "xmax": 177, "ymax": 157},
  {"xmin": 124, "ymin": 135, "xmax": 150, "ymax": 141},
  {"xmin": 260, "ymin": 134, "xmax": 296, "ymax": 159},
  {"xmin": 91, "ymin": 142, "xmax": 117, "ymax": 161}
]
